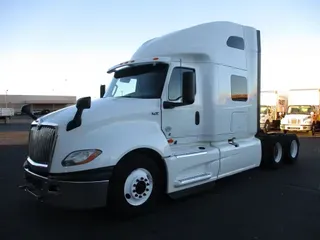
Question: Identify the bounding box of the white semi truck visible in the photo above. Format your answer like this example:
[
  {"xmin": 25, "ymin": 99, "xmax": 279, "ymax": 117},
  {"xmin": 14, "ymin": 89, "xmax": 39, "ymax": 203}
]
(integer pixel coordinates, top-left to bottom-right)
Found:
[
  {"xmin": 20, "ymin": 21, "xmax": 300, "ymax": 218},
  {"xmin": 260, "ymin": 90, "xmax": 287, "ymax": 132},
  {"xmin": 280, "ymin": 88, "xmax": 320, "ymax": 133}
]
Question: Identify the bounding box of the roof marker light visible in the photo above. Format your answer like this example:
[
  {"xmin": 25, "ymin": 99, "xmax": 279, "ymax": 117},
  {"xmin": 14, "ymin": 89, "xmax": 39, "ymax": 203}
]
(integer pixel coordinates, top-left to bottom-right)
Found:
[{"xmin": 153, "ymin": 57, "xmax": 159, "ymax": 60}]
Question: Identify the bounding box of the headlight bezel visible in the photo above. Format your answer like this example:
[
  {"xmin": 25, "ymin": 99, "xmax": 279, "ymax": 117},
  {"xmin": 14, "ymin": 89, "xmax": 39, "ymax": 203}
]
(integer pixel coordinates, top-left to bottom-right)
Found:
[{"xmin": 61, "ymin": 149, "xmax": 102, "ymax": 167}]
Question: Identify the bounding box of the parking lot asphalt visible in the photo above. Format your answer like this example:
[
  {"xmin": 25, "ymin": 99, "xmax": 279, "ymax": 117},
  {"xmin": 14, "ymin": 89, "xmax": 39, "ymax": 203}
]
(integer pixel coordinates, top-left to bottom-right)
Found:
[
  {"xmin": 0, "ymin": 123, "xmax": 31, "ymax": 132},
  {"xmin": 0, "ymin": 138, "xmax": 320, "ymax": 240},
  {"xmin": 0, "ymin": 116, "xmax": 32, "ymax": 132}
]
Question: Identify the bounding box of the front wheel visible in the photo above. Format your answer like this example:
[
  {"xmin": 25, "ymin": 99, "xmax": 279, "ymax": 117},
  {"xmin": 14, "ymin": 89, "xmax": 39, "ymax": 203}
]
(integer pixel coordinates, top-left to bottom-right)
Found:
[
  {"xmin": 107, "ymin": 152, "xmax": 165, "ymax": 218},
  {"xmin": 4, "ymin": 117, "xmax": 9, "ymax": 124},
  {"xmin": 312, "ymin": 123, "xmax": 316, "ymax": 136}
]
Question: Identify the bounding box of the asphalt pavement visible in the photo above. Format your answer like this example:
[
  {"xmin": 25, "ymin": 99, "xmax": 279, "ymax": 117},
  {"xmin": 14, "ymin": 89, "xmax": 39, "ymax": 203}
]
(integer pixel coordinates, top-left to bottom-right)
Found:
[
  {"xmin": 0, "ymin": 116, "xmax": 32, "ymax": 132},
  {"xmin": 0, "ymin": 123, "xmax": 31, "ymax": 132},
  {"xmin": 0, "ymin": 139, "xmax": 320, "ymax": 240}
]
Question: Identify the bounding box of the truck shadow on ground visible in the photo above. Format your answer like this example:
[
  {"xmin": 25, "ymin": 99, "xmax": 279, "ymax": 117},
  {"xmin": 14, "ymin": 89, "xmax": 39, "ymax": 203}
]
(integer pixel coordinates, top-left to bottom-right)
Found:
[
  {"xmin": 17, "ymin": 165, "xmax": 282, "ymax": 224},
  {"xmin": 2, "ymin": 139, "xmax": 320, "ymax": 239}
]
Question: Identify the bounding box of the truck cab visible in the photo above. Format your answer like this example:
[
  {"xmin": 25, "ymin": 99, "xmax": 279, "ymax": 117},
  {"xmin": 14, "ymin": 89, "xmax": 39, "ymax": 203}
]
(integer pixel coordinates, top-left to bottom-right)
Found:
[
  {"xmin": 281, "ymin": 105, "xmax": 318, "ymax": 132},
  {"xmin": 20, "ymin": 21, "xmax": 300, "ymax": 218},
  {"xmin": 260, "ymin": 91, "xmax": 287, "ymax": 132},
  {"xmin": 281, "ymin": 89, "xmax": 320, "ymax": 133}
]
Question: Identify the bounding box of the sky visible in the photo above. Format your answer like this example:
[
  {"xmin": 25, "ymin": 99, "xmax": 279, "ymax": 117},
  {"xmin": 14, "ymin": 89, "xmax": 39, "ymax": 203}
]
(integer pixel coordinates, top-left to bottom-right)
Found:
[{"xmin": 0, "ymin": 0, "xmax": 320, "ymax": 99}]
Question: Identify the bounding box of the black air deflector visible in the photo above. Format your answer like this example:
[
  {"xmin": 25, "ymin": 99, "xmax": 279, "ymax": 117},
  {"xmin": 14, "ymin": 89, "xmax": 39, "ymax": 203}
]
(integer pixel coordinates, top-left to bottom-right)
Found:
[{"xmin": 256, "ymin": 30, "xmax": 261, "ymax": 135}]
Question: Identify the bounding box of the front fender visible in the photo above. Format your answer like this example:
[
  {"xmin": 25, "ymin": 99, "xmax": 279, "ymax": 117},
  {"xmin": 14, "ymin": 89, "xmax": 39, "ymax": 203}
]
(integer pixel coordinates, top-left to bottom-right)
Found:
[{"xmin": 50, "ymin": 121, "xmax": 171, "ymax": 173}]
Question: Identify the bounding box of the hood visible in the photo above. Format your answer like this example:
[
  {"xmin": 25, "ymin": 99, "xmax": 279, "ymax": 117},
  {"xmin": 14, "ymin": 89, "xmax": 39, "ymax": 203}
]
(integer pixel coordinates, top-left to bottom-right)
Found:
[{"xmin": 35, "ymin": 97, "xmax": 161, "ymax": 129}]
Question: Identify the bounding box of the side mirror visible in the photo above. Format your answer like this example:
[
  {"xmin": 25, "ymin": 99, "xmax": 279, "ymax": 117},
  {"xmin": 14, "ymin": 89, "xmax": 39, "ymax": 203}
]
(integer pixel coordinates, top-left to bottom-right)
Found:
[
  {"xmin": 67, "ymin": 97, "xmax": 91, "ymax": 131},
  {"xmin": 100, "ymin": 85, "xmax": 106, "ymax": 98},
  {"xmin": 76, "ymin": 96, "xmax": 91, "ymax": 110},
  {"xmin": 182, "ymin": 72, "xmax": 196, "ymax": 104}
]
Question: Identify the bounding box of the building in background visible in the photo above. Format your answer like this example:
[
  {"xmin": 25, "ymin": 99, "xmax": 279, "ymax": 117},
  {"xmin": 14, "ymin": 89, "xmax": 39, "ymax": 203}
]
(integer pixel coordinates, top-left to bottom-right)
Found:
[{"xmin": 0, "ymin": 94, "xmax": 77, "ymax": 114}]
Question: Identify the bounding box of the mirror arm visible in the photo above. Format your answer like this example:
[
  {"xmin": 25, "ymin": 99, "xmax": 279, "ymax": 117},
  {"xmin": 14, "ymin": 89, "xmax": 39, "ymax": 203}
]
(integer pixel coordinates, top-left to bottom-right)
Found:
[
  {"xmin": 66, "ymin": 108, "xmax": 84, "ymax": 131},
  {"xmin": 66, "ymin": 96, "xmax": 91, "ymax": 132}
]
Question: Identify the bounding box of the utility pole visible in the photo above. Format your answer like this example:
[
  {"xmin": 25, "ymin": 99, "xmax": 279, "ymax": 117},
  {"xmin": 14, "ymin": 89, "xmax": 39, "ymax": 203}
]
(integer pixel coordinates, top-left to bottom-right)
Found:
[{"xmin": 5, "ymin": 90, "xmax": 8, "ymax": 108}]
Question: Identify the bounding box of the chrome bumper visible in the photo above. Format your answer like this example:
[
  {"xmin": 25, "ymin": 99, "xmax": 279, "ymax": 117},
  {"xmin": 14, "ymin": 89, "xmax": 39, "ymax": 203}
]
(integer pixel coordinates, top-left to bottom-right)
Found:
[
  {"xmin": 280, "ymin": 124, "xmax": 311, "ymax": 131},
  {"xmin": 20, "ymin": 161, "xmax": 112, "ymax": 210}
]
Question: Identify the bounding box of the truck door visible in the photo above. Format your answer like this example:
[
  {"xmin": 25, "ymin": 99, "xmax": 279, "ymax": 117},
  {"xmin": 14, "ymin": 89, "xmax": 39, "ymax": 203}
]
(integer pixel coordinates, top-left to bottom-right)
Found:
[{"xmin": 161, "ymin": 66, "xmax": 201, "ymax": 142}]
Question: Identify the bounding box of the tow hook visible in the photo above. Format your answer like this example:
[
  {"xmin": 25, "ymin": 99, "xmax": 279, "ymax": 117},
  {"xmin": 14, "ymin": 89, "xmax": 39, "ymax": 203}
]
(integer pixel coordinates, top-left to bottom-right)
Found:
[{"xmin": 19, "ymin": 184, "xmax": 44, "ymax": 202}]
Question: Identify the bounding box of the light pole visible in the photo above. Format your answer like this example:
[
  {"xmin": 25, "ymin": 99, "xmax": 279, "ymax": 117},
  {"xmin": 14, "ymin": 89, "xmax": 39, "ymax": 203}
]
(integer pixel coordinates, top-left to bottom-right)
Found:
[{"xmin": 5, "ymin": 90, "xmax": 8, "ymax": 108}]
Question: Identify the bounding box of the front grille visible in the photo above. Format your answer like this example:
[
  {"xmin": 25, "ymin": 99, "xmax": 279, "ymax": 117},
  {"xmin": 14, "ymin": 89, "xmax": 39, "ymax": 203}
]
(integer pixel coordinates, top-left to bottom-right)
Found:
[
  {"xmin": 28, "ymin": 125, "xmax": 57, "ymax": 165},
  {"xmin": 290, "ymin": 119, "xmax": 300, "ymax": 124}
]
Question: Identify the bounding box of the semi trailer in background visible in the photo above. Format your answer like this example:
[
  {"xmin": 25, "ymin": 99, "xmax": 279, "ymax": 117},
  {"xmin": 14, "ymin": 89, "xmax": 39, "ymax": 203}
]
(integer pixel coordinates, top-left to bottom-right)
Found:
[
  {"xmin": 280, "ymin": 88, "xmax": 320, "ymax": 133},
  {"xmin": 260, "ymin": 90, "xmax": 287, "ymax": 132},
  {"xmin": 0, "ymin": 108, "xmax": 14, "ymax": 124},
  {"xmin": 20, "ymin": 21, "xmax": 300, "ymax": 218}
]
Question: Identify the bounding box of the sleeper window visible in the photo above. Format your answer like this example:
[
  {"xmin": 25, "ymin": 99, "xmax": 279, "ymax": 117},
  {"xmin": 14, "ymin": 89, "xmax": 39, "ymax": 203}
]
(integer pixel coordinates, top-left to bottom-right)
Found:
[{"xmin": 231, "ymin": 75, "xmax": 248, "ymax": 102}]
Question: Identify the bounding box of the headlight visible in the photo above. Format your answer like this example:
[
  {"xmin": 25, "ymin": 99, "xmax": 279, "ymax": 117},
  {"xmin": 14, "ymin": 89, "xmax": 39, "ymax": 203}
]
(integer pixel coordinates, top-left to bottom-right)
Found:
[
  {"xmin": 303, "ymin": 119, "xmax": 312, "ymax": 124},
  {"xmin": 61, "ymin": 149, "xmax": 102, "ymax": 167}
]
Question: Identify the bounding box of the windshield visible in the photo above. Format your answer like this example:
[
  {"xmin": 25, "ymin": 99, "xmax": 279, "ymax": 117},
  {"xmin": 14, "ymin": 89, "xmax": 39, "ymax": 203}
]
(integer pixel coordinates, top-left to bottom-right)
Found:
[
  {"xmin": 287, "ymin": 105, "xmax": 313, "ymax": 115},
  {"xmin": 260, "ymin": 106, "xmax": 268, "ymax": 114},
  {"xmin": 104, "ymin": 63, "xmax": 169, "ymax": 99}
]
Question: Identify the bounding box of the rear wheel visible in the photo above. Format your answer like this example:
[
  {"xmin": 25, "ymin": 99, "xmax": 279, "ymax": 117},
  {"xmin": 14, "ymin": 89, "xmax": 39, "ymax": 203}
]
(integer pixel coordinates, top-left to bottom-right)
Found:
[
  {"xmin": 260, "ymin": 136, "xmax": 284, "ymax": 169},
  {"xmin": 270, "ymin": 141, "xmax": 283, "ymax": 168},
  {"xmin": 283, "ymin": 136, "xmax": 300, "ymax": 164},
  {"xmin": 107, "ymin": 152, "xmax": 165, "ymax": 218}
]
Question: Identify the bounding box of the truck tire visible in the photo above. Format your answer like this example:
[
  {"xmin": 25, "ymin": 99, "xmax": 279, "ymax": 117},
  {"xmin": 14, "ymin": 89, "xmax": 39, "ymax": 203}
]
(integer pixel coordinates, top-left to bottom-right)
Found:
[
  {"xmin": 311, "ymin": 123, "xmax": 316, "ymax": 136},
  {"xmin": 282, "ymin": 135, "xmax": 300, "ymax": 164},
  {"xmin": 260, "ymin": 135, "xmax": 284, "ymax": 169},
  {"xmin": 107, "ymin": 152, "xmax": 165, "ymax": 218}
]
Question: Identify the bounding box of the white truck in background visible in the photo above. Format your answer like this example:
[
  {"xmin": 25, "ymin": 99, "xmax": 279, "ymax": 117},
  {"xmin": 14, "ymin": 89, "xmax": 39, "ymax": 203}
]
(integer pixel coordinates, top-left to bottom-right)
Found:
[
  {"xmin": 280, "ymin": 88, "xmax": 320, "ymax": 133},
  {"xmin": 19, "ymin": 21, "xmax": 300, "ymax": 218},
  {"xmin": 0, "ymin": 108, "xmax": 14, "ymax": 124},
  {"xmin": 260, "ymin": 90, "xmax": 287, "ymax": 132}
]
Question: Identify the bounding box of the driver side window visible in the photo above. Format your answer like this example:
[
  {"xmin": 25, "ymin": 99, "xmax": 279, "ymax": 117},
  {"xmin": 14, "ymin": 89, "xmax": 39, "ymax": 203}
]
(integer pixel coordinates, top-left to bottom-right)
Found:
[{"xmin": 168, "ymin": 67, "xmax": 195, "ymax": 102}]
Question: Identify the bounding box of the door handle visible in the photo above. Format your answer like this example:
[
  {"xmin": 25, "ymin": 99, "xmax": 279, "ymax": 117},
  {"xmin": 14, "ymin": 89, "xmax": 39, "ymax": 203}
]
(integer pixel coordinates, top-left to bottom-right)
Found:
[
  {"xmin": 195, "ymin": 111, "xmax": 200, "ymax": 125},
  {"xmin": 228, "ymin": 137, "xmax": 239, "ymax": 147}
]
